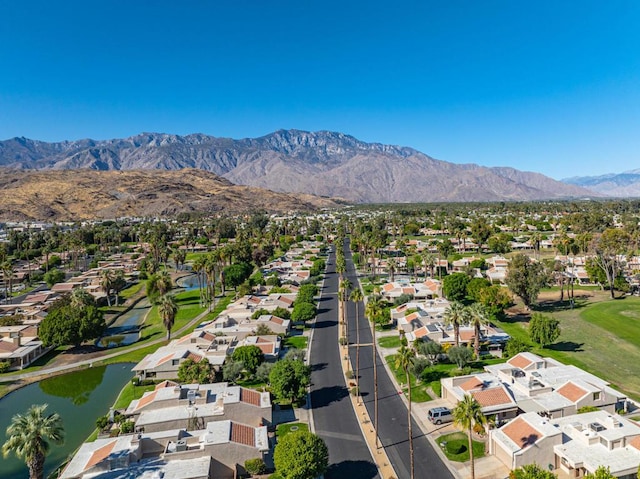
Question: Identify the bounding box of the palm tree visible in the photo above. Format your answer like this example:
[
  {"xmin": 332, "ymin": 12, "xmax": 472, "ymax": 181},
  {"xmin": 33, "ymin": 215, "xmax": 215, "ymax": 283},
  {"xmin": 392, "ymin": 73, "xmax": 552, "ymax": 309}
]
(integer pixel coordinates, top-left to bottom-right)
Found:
[
  {"xmin": 452, "ymin": 395, "xmax": 486, "ymax": 479},
  {"xmin": 350, "ymin": 287, "xmax": 364, "ymax": 404},
  {"xmin": 69, "ymin": 287, "xmax": 93, "ymax": 308},
  {"xmin": 2, "ymin": 404, "xmax": 64, "ymax": 479},
  {"xmin": 387, "ymin": 258, "xmax": 397, "ymax": 282},
  {"xmin": 339, "ymin": 278, "xmax": 352, "ymax": 338},
  {"xmin": 192, "ymin": 255, "xmax": 206, "ymax": 307},
  {"xmin": 157, "ymin": 270, "xmax": 173, "ymax": 296},
  {"xmin": 467, "ymin": 303, "xmax": 489, "ymax": 359},
  {"xmin": 100, "ymin": 269, "xmax": 114, "ymax": 307},
  {"xmin": 158, "ymin": 294, "xmax": 178, "ymax": 341},
  {"xmin": 422, "ymin": 251, "xmax": 436, "ymax": 279},
  {"xmin": 2, "ymin": 261, "xmax": 14, "ymax": 304},
  {"xmin": 443, "ymin": 301, "xmax": 469, "ymax": 347},
  {"xmin": 395, "ymin": 346, "xmax": 416, "ymax": 479},
  {"xmin": 365, "ymin": 294, "xmax": 383, "ymax": 448}
]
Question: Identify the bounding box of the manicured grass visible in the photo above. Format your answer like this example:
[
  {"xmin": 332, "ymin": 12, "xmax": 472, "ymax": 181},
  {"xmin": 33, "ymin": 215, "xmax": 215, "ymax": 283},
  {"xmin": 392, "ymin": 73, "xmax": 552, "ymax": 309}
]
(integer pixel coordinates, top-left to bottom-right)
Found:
[
  {"xmin": 385, "ymin": 354, "xmax": 432, "ymax": 402},
  {"xmin": 236, "ymin": 378, "xmax": 267, "ymax": 390},
  {"xmin": 140, "ymin": 289, "xmax": 206, "ymax": 341},
  {"xmin": 113, "ymin": 381, "xmax": 156, "ymax": 410},
  {"xmin": 185, "ymin": 251, "xmax": 209, "ymax": 262},
  {"xmin": 495, "ymin": 292, "xmax": 640, "ymax": 400},
  {"xmin": 438, "ymin": 432, "xmax": 485, "ymax": 462},
  {"xmin": 284, "ymin": 336, "xmax": 308, "ymax": 350},
  {"xmin": 580, "ymin": 299, "xmax": 640, "ymax": 348},
  {"xmin": 119, "ymin": 281, "xmax": 145, "ymax": 300},
  {"xmin": 276, "ymin": 422, "xmax": 309, "ymax": 437},
  {"xmin": 378, "ymin": 335, "xmax": 402, "ymax": 349}
]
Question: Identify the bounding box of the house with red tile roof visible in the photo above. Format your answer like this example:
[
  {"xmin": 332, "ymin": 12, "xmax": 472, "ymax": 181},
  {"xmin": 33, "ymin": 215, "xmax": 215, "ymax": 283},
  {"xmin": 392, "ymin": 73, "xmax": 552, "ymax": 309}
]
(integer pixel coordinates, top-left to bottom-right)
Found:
[
  {"xmin": 0, "ymin": 324, "xmax": 49, "ymax": 370},
  {"xmin": 490, "ymin": 412, "xmax": 562, "ymax": 470},
  {"xmin": 491, "ymin": 410, "xmax": 640, "ymax": 477}
]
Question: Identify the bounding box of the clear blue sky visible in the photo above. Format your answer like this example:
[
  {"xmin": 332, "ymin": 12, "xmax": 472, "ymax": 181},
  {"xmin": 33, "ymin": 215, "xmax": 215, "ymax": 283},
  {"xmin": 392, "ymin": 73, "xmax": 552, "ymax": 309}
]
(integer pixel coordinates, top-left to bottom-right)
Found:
[{"xmin": 1, "ymin": 1, "xmax": 638, "ymax": 179}]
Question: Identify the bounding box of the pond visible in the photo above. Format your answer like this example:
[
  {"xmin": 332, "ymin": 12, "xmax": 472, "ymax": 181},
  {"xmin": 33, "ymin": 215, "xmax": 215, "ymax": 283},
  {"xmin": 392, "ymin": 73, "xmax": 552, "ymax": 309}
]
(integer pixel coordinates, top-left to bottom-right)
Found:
[
  {"xmin": 0, "ymin": 363, "xmax": 135, "ymax": 479},
  {"xmin": 176, "ymin": 274, "xmax": 206, "ymax": 292},
  {"xmin": 97, "ymin": 299, "xmax": 152, "ymax": 348}
]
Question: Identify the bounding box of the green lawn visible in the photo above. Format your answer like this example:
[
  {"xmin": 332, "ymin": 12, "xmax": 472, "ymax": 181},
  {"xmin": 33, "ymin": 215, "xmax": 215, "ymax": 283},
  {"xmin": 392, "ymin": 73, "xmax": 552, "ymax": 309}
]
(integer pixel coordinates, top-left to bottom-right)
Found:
[
  {"xmin": 580, "ymin": 299, "xmax": 640, "ymax": 348},
  {"xmin": 385, "ymin": 354, "xmax": 432, "ymax": 402},
  {"xmin": 113, "ymin": 381, "xmax": 156, "ymax": 410},
  {"xmin": 438, "ymin": 432, "xmax": 485, "ymax": 462},
  {"xmin": 276, "ymin": 422, "xmax": 309, "ymax": 437},
  {"xmin": 495, "ymin": 293, "xmax": 640, "ymax": 400},
  {"xmin": 378, "ymin": 336, "xmax": 402, "ymax": 349},
  {"xmin": 185, "ymin": 251, "xmax": 209, "ymax": 262},
  {"xmin": 284, "ymin": 336, "xmax": 308, "ymax": 350},
  {"xmin": 119, "ymin": 281, "xmax": 145, "ymax": 300}
]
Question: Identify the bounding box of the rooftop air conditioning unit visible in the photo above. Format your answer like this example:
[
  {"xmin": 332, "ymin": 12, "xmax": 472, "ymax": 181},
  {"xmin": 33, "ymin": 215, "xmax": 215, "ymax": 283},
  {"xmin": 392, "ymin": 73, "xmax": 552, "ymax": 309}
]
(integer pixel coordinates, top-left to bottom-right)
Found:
[
  {"xmin": 589, "ymin": 422, "xmax": 606, "ymax": 432},
  {"xmin": 175, "ymin": 439, "xmax": 187, "ymax": 452}
]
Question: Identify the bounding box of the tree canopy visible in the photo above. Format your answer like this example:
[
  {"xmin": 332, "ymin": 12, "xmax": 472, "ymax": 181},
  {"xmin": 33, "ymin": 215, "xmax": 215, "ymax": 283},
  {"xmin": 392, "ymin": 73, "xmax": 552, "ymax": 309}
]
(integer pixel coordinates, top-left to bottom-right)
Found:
[
  {"xmin": 442, "ymin": 273, "xmax": 470, "ymax": 301},
  {"xmin": 269, "ymin": 359, "xmax": 311, "ymax": 404},
  {"xmin": 505, "ymin": 253, "xmax": 547, "ymax": 308},
  {"xmin": 177, "ymin": 358, "xmax": 213, "ymax": 384},
  {"xmin": 232, "ymin": 345, "xmax": 264, "ymax": 375},
  {"xmin": 291, "ymin": 302, "xmax": 316, "ymax": 322},
  {"xmin": 38, "ymin": 294, "xmax": 105, "ymax": 347},
  {"xmin": 273, "ymin": 431, "xmax": 329, "ymax": 479},
  {"xmin": 528, "ymin": 313, "xmax": 561, "ymax": 347}
]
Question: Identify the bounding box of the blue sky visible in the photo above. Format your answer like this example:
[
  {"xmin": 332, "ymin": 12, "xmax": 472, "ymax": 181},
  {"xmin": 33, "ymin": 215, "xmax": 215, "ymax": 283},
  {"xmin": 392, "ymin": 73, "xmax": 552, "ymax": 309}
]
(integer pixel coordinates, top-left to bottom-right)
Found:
[{"xmin": 1, "ymin": 1, "xmax": 638, "ymax": 179}]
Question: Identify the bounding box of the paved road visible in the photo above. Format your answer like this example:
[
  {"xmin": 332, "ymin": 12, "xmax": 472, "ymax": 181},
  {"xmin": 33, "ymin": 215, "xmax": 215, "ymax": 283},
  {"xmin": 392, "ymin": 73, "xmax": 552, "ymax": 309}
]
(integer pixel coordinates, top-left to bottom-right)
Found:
[
  {"xmin": 309, "ymin": 248, "xmax": 380, "ymax": 479},
  {"xmin": 343, "ymin": 240, "xmax": 455, "ymax": 479}
]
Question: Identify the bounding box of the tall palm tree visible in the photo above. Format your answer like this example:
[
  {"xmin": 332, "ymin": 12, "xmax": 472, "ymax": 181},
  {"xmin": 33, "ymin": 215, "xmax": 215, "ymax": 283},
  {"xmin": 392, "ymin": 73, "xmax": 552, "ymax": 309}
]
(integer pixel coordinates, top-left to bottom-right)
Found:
[
  {"xmin": 204, "ymin": 254, "xmax": 218, "ymax": 311},
  {"xmin": 365, "ymin": 295, "xmax": 383, "ymax": 448},
  {"xmin": 192, "ymin": 255, "xmax": 206, "ymax": 307},
  {"xmin": 2, "ymin": 261, "xmax": 14, "ymax": 304},
  {"xmin": 158, "ymin": 294, "xmax": 178, "ymax": 341},
  {"xmin": 100, "ymin": 269, "xmax": 114, "ymax": 307},
  {"xmin": 2, "ymin": 404, "xmax": 64, "ymax": 479},
  {"xmin": 443, "ymin": 301, "xmax": 469, "ymax": 347},
  {"xmin": 422, "ymin": 253, "xmax": 436, "ymax": 278},
  {"xmin": 339, "ymin": 278, "xmax": 352, "ymax": 336},
  {"xmin": 467, "ymin": 303, "xmax": 489, "ymax": 359},
  {"xmin": 350, "ymin": 287, "xmax": 364, "ymax": 404},
  {"xmin": 452, "ymin": 395, "xmax": 486, "ymax": 479},
  {"xmin": 387, "ymin": 258, "xmax": 396, "ymax": 282},
  {"xmin": 395, "ymin": 346, "xmax": 416, "ymax": 479},
  {"xmin": 69, "ymin": 287, "xmax": 93, "ymax": 308}
]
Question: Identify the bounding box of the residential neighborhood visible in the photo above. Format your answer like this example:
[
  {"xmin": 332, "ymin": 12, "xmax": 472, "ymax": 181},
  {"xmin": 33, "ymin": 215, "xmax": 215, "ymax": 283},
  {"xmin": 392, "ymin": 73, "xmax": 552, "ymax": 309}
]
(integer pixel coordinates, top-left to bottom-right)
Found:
[{"xmin": 2, "ymin": 204, "xmax": 640, "ymax": 479}]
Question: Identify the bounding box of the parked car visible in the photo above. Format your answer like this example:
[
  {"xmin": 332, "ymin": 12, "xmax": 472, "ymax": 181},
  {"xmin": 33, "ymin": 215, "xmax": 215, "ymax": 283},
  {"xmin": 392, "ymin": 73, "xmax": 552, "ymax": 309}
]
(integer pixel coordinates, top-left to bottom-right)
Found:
[{"xmin": 428, "ymin": 407, "xmax": 452, "ymax": 425}]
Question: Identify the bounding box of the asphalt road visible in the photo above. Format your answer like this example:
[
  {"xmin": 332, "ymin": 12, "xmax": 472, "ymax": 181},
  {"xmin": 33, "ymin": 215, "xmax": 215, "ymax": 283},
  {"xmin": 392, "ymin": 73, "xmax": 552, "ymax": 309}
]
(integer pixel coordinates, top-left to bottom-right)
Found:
[
  {"xmin": 309, "ymin": 247, "xmax": 380, "ymax": 479},
  {"xmin": 343, "ymin": 240, "xmax": 455, "ymax": 479}
]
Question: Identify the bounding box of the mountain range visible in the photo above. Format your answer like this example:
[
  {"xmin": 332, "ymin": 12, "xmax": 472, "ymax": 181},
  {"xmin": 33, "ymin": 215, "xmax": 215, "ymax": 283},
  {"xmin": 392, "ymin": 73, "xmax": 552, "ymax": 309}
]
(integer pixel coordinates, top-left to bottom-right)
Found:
[
  {"xmin": 0, "ymin": 130, "xmax": 596, "ymax": 203},
  {"xmin": 0, "ymin": 169, "xmax": 341, "ymax": 221},
  {"xmin": 563, "ymin": 169, "xmax": 640, "ymax": 197}
]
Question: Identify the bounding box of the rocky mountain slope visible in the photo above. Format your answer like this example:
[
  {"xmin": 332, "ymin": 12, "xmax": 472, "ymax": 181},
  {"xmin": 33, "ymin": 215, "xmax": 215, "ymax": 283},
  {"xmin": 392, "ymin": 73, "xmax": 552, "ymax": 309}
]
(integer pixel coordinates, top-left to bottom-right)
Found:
[
  {"xmin": 0, "ymin": 169, "xmax": 341, "ymax": 221},
  {"xmin": 563, "ymin": 169, "xmax": 640, "ymax": 197},
  {"xmin": 0, "ymin": 130, "xmax": 596, "ymax": 202}
]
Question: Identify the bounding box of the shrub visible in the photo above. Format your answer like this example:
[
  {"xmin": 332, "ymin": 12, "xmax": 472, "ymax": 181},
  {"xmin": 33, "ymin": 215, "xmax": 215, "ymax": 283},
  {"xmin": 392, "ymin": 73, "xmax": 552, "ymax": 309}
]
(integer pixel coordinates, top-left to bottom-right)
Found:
[
  {"xmin": 96, "ymin": 415, "xmax": 110, "ymax": 431},
  {"xmin": 345, "ymin": 370, "xmax": 354, "ymax": 379},
  {"xmin": 120, "ymin": 420, "xmax": 134, "ymax": 434},
  {"xmin": 244, "ymin": 458, "xmax": 267, "ymax": 475},
  {"xmin": 350, "ymin": 386, "xmax": 360, "ymax": 396},
  {"xmin": 411, "ymin": 357, "xmax": 430, "ymax": 378}
]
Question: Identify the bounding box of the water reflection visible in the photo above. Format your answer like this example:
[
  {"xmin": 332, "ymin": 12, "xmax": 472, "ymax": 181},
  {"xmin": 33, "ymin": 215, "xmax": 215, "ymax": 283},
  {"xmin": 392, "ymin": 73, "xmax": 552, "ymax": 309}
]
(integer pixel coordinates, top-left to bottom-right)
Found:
[
  {"xmin": 0, "ymin": 363, "xmax": 135, "ymax": 479},
  {"xmin": 39, "ymin": 365, "xmax": 106, "ymax": 406}
]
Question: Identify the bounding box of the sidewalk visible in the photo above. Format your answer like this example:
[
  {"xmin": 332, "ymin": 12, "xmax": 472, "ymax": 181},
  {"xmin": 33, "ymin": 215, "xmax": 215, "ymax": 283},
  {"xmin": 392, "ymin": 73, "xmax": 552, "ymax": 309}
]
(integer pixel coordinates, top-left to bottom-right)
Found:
[{"xmin": 375, "ymin": 326, "xmax": 510, "ymax": 479}]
